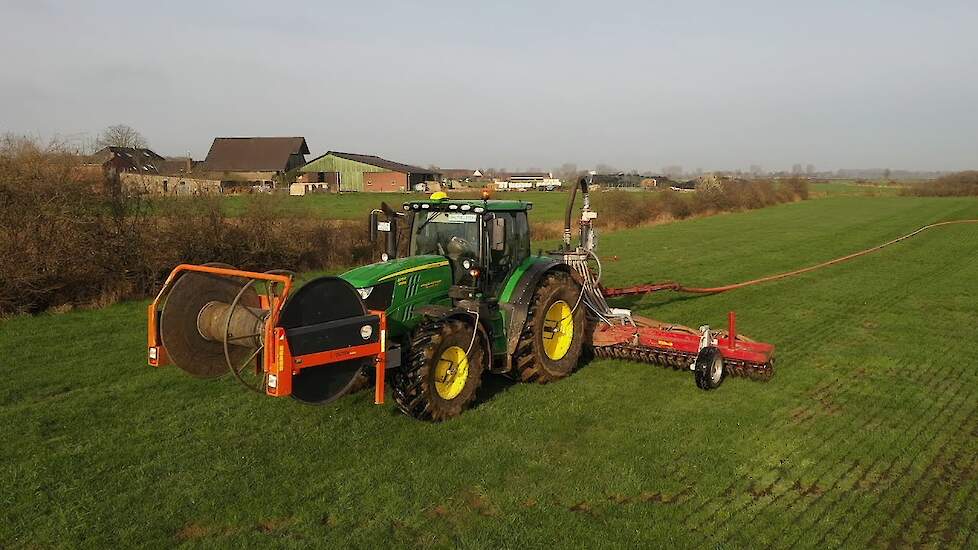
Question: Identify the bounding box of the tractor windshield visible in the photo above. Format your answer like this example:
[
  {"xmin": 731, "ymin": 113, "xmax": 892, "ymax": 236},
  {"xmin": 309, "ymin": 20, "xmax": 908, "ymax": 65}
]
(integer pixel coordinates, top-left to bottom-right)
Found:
[{"xmin": 410, "ymin": 211, "xmax": 480, "ymax": 261}]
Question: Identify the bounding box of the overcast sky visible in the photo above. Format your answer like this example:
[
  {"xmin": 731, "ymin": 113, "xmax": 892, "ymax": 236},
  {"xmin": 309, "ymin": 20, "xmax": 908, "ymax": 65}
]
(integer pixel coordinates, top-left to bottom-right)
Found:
[{"xmin": 1, "ymin": 0, "xmax": 975, "ymax": 172}]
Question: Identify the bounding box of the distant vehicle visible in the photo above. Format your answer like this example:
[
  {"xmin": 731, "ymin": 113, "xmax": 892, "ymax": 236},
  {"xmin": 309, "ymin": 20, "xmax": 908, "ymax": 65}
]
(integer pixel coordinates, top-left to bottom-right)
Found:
[
  {"xmin": 495, "ymin": 180, "xmax": 534, "ymax": 191},
  {"xmin": 536, "ymin": 177, "xmax": 562, "ymax": 191}
]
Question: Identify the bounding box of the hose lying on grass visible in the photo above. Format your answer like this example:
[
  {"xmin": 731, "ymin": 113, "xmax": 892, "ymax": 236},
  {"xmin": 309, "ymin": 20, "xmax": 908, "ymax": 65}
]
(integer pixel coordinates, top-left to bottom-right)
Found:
[{"xmin": 603, "ymin": 219, "xmax": 978, "ymax": 297}]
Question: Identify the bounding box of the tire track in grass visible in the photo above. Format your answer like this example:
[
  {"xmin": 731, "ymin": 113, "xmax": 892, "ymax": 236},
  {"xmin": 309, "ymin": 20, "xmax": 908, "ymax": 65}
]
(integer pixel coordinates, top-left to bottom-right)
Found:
[
  {"xmin": 750, "ymin": 462, "xmax": 863, "ymax": 549},
  {"xmin": 802, "ymin": 389, "xmax": 977, "ymax": 549},
  {"xmin": 714, "ymin": 355, "xmax": 959, "ymax": 548},
  {"xmin": 683, "ymin": 358, "xmax": 942, "ymax": 544},
  {"xmin": 875, "ymin": 417, "xmax": 977, "ymax": 548},
  {"xmin": 690, "ymin": 379, "xmax": 898, "ymax": 546},
  {"xmin": 734, "ymin": 360, "xmax": 960, "ymax": 548},
  {"xmin": 685, "ymin": 228, "xmax": 968, "ymax": 543},
  {"xmin": 680, "ymin": 378, "xmax": 859, "ymax": 540},
  {"xmin": 911, "ymin": 450, "xmax": 978, "ymax": 547},
  {"xmin": 678, "ymin": 280, "xmax": 913, "ymax": 534},
  {"xmin": 708, "ymin": 209, "xmax": 976, "ymax": 544},
  {"xmin": 877, "ymin": 403, "xmax": 978, "ymax": 548},
  {"xmin": 935, "ymin": 457, "xmax": 978, "ymax": 548},
  {"xmin": 832, "ymin": 256, "xmax": 978, "ymax": 547},
  {"xmin": 834, "ymin": 376, "xmax": 977, "ymax": 547},
  {"xmin": 676, "ymin": 375, "xmax": 850, "ymax": 526},
  {"xmin": 964, "ymin": 516, "xmax": 978, "ymax": 549},
  {"xmin": 806, "ymin": 458, "xmax": 887, "ymax": 548},
  {"xmin": 764, "ymin": 356, "xmax": 967, "ymax": 547}
]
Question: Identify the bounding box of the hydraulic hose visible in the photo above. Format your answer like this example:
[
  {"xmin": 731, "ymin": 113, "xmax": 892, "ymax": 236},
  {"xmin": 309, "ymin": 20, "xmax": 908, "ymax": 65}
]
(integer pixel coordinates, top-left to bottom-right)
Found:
[
  {"xmin": 563, "ymin": 177, "xmax": 581, "ymax": 249},
  {"xmin": 603, "ymin": 219, "xmax": 978, "ymax": 297}
]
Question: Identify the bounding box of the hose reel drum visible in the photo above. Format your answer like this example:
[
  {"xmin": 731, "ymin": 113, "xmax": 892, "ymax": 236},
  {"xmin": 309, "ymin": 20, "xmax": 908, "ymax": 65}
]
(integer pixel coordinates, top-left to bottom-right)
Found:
[{"xmin": 156, "ymin": 266, "xmax": 374, "ymax": 404}]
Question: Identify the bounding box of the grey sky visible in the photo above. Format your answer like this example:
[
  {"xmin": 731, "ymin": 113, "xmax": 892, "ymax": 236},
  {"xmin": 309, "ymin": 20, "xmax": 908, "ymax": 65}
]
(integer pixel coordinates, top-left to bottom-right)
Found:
[{"xmin": 1, "ymin": 0, "xmax": 975, "ymax": 172}]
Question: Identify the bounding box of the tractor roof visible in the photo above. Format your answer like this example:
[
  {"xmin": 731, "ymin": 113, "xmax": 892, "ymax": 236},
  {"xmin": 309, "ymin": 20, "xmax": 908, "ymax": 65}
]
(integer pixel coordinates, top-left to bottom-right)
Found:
[{"xmin": 402, "ymin": 198, "xmax": 533, "ymax": 213}]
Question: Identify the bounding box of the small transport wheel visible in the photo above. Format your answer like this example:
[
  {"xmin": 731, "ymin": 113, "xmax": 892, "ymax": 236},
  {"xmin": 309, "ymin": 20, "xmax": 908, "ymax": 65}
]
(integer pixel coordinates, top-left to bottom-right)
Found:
[
  {"xmin": 694, "ymin": 346, "xmax": 725, "ymax": 390},
  {"xmin": 392, "ymin": 319, "xmax": 486, "ymax": 421}
]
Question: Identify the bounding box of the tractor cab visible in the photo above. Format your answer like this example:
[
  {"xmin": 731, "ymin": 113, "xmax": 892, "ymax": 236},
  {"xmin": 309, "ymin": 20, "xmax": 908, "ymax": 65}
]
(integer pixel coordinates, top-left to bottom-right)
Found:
[{"xmin": 398, "ymin": 194, "xmax": 532, "ymax": 298}]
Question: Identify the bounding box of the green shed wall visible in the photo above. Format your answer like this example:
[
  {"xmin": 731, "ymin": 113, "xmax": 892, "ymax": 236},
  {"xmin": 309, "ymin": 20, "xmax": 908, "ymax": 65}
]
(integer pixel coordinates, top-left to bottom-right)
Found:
[{"xmin": 300, "ymin": 154, "xmax": 390, "ymax": 192}]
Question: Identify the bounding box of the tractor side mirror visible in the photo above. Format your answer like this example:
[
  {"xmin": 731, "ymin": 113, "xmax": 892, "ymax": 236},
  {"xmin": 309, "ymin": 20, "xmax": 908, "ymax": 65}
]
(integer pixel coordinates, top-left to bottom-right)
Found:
[{"xmin": 491, "ymin": 217, "xmax": 506, "ymax": 252}]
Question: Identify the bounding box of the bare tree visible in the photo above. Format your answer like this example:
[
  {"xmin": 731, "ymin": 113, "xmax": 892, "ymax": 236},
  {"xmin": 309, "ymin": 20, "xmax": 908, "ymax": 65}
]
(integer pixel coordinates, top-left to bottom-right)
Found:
[
  {"xmin": 97, "ymin": 124, "xmax": 147, "ymax": 149},
  {"xmin": 554, "ymin": 162, "xmax": 579, "ymax": 183}
]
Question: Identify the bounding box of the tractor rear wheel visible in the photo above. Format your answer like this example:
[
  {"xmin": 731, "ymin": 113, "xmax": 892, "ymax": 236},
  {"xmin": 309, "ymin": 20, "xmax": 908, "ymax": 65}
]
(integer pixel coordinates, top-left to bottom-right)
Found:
[
  {"xmin": 512, "ymin": 271, "xmax": 586, "ymax": 383},
  {"xmin": 392, "ymin": 319, "xmax": 486, "ymax": 421}
]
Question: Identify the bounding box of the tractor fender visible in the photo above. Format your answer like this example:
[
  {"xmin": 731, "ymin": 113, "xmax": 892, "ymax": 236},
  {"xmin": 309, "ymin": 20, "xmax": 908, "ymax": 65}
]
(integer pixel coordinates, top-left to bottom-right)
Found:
[
  {"xmin": 499, "ymin": 257, "xmax": 570, "ymax": 359},
  {"xmin": 416, "ymin": 304, "xmax": 493, "ymax": 370}
]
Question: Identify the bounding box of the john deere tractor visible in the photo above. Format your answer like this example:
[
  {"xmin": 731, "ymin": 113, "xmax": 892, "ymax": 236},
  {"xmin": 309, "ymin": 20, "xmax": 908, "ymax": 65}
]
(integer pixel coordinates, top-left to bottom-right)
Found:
[
  {"xmin": 147, "ymin": 181, "xmax": 774, "ymax": 421},
  {"xmin": 362, "ymin": 193, "xmax": 587, "ymax": 420}
]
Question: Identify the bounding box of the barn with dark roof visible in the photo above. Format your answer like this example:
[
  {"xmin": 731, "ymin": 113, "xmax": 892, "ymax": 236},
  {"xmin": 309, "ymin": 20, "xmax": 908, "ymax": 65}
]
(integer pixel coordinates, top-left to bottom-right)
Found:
[{"xmin": 203, "ymin": 137, "xmax": 309, "ymax": 183}]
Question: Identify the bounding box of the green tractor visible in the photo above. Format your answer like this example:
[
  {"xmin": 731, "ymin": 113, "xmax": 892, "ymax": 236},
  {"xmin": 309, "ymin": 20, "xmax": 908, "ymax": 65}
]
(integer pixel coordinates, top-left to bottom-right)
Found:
[
  {"xmin": 147, "ymin": 181, "xmax": 774, "ymax": 421},
  {"xmin": 352, "ymin": 193, "xmax": 586, "ymax": 420}
]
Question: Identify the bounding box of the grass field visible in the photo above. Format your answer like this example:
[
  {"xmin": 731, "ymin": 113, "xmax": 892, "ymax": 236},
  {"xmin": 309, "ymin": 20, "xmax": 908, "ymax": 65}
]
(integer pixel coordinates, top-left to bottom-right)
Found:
[
  {"xmin": 3, "ymin": 195, "xmax": 978, "ymax": 547},
  {"xmin": 222, "ymin": 191, "xmax": 571, "ymax": 222},
  {"xmin": 809, "ymin": 180, "xmax": 902, "ymax": 197}
]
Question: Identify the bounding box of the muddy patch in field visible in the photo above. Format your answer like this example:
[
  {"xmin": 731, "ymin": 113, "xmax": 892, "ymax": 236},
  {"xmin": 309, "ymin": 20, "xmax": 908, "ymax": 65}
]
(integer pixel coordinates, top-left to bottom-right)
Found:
[
  {"xmin": 790, "ymin": 480, "xmax": 825, "ymax": 497},
  {"xmin": 425, "ymin": 505, "xmax": 450, "ymax": 518},
  {"xmin": 605, "ymin": 486, "xmax": 691, "ymax": 506},
  {"xmin": 174, "ymin": 522, "xmax": 238, "ymax": 541},
  {"xmin": 747, "ymin": 481, "xmax": 776, "ymax": 499},
  {"xmin": 463, "ymin": 489, "xmax": 499, "ymax": 517},
  {"xmin": 426, "ymin": 487, "xmax": 500, "ymax": 522},
  {"xmin": 256, "ymin": 516, "xmax": 295, "ymax": 534},
  {"xmin": 569, "ymin": 501, "xmax": 593, "ymax": 514},
  {"xmin": 791, "ymin": 382, "xmax": 845, "ymax": 424},
  {"xmin": 389, "ymin": 519, "xmax": 437, "ymax": 547}
]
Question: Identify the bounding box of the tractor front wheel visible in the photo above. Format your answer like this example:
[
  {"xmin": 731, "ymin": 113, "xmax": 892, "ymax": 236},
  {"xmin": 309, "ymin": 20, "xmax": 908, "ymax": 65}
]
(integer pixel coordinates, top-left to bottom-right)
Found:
[
  {"xmin": 512, "ymin": 271, "xmax": 586, "ymax": 383},
  {"xmin": 392, "ymin": 319, "xmax": 486, "ymax": 421}
]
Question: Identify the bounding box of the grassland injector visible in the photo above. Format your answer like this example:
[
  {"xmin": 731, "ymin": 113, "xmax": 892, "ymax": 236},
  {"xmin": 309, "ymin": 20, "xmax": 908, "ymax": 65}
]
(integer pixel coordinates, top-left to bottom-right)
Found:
[{"xmin": 147, "ymin": 179, "xmax": 775, "ymax": 420}]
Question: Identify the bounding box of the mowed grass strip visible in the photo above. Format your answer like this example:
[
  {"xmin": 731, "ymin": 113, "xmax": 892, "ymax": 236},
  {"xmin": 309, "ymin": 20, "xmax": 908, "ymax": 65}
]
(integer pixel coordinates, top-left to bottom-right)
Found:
[{"xmin": 2, "ymin": 195, "xmax": 978, "ymax": 547}]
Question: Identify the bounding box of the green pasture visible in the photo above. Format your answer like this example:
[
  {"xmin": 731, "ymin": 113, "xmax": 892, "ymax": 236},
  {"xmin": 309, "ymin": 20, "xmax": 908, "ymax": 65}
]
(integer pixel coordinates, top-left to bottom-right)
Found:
[
  {"xmin": 2, "ymin": 195, "xmax": 977, "ymax": 547},
  {"xmin": 222, "ymin": 191, "xmax": 571, "ymax": 222}
]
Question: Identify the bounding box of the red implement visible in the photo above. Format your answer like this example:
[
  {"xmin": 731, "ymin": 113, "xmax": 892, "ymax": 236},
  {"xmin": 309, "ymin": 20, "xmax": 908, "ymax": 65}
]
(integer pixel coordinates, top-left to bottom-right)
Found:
[{"xmin": 590, "ymin": 312, "xmax": 775, "ymax": 381}]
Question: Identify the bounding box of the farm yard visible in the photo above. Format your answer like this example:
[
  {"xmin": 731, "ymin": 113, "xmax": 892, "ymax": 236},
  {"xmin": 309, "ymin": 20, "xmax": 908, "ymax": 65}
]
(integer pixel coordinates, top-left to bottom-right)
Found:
[{"xmin": 2, "ymin": 190, "xmax": 978, "ymax": 547}]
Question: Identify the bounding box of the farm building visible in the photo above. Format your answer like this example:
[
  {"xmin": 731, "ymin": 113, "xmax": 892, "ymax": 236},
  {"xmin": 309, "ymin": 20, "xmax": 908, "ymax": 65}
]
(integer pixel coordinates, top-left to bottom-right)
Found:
[
  {"xmin": 590, "ymin": 173, "xmax": 648, "ymax": 189},
  {"xmin": 440, "ymin": 169, "xmax": 484, "ymax": 187},
  {"xmin": 120, "ymin": 172, "xmax": 224, "ymax": 196},
  {"xmin": 296, "ymin": 151, "xmax": 440, "ymax": 193},
  {"xmin": 494, "ymin": 172, "xmax": 562, "ymax": 191},
  {"xmin": 202, "ymin": 137, "xmax": 309, "ymax": 184},
  {"xmin": 85, "ymin": 146, "xmax": 166, "ymax": 176}
]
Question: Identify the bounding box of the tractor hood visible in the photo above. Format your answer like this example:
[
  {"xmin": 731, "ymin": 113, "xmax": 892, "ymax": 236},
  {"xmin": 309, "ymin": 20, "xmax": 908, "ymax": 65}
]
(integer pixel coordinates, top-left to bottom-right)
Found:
[{"xmin": 341, "ymin": 255, "xmax": 450, "ymax": 289}]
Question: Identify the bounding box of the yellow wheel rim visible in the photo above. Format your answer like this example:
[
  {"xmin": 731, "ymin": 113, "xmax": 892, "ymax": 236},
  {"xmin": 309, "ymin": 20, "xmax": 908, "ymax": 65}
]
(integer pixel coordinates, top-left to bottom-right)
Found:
[
  {"xmin": 434, "ymin": 346, "xmax": 469, "ymax": 400},
  {"xmin": 543, "ymin": 300, "xmax": 574, "ymax": 361}
]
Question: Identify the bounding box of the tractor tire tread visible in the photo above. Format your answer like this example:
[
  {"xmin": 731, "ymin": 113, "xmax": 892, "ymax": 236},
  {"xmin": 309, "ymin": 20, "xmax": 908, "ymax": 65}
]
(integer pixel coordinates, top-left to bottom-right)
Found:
[
  {"xmin": 511, "ymin": 271, "xmax": 586, "ymax": 384},
  {"xmin": 391, "ymin": 319, "xmax": 484, "ymax": 421}
]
